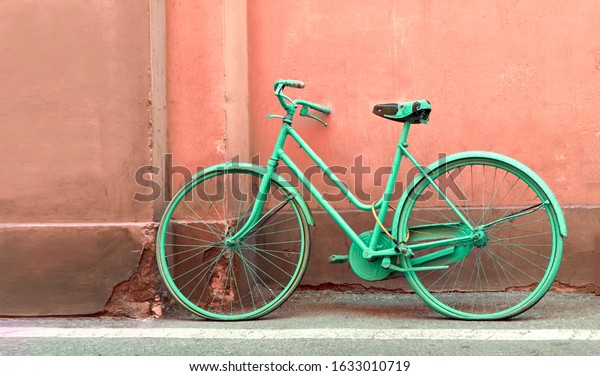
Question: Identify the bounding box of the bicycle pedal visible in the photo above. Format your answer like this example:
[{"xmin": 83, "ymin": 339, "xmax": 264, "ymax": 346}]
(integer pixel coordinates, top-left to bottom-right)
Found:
[{"xmin": 328, "ymin": 254, "xmax": 349, "ymax": 264}]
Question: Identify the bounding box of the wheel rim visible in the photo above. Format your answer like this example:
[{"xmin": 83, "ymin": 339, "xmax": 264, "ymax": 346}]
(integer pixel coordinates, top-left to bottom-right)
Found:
[
  {"xmin": 157, "ymin": 169, "xmax": 309, "ymax": 320},
  {"xmin": 398, "ymin": 158, "xmax": 561, "ymax": 319}
]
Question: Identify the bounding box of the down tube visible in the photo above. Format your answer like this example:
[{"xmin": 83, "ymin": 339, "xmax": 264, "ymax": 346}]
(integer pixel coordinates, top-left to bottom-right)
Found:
[
  {"xmin": 278, "ymin": 151, "xmax": 369, "ymax": 253},
  {"xmin": 287, "ymin": 126, "xmax": 383, "ymax": 211}
]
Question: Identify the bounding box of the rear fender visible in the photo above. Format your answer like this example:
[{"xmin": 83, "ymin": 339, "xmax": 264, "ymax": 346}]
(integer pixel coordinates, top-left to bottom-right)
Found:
[{"xmin": 392, "ymin": 151, "xmax": 567, "ymax": 238}]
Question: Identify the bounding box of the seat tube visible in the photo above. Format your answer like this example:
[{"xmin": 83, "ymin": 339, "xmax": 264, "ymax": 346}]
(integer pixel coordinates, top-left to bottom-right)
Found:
[
  {"xmin": 399, "ymin": 122, "xmax": 411, "ymax": 147},
  {"xmin": 368, "ymin": 129, "xmax": 405, "ymax": 249}
]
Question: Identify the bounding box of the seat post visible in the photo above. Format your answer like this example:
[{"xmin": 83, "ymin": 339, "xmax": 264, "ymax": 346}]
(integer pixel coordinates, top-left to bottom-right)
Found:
[{"xmin": 399, "ymin": 122, "xmax": 411, "ymax": 148}]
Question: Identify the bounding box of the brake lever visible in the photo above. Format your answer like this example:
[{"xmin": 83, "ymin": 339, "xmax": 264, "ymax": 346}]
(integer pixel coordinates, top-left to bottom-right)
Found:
[{"xmin": 300, "ymin": 106, "xmax": 328, "ymax": 126}]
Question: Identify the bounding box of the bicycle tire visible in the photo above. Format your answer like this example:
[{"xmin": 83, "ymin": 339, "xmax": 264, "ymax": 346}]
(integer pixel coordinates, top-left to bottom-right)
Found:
[
  {"xmin": 396, "ymin": 153, "xmax": 563, "ymax": 320},
  {"xmin": 156, "ymin": 165, "xmax": 310, "ymax": 320}
]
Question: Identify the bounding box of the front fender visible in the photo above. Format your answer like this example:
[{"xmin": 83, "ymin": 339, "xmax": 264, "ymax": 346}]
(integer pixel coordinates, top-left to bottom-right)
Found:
[
  {"xmin": 190, "ymin": 162, "xmax": 314, "ymax": 226},
  {"xmin": 392, "ymin": 151, "xmax": 567, "ymax": 238}
]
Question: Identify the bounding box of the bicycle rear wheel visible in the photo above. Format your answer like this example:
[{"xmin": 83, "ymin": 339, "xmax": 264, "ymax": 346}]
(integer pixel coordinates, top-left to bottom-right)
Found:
[
  {"xmin": 157, "ymin": 166, "xmax": 310, "ymax": 320},
  {"xmin": 397, "ymin": 154, "xmax": 563, "ymax": 320}
]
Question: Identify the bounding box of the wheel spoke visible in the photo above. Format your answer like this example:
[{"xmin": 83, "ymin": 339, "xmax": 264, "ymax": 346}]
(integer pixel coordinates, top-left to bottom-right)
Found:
[
  {"xmin": 400, "ymin": 158, "xmax": 561, "ymax": 319},
  {"xmin": 240, "ymin": 242, "xmax": 300, "ymax": 266},
  {"xmin": 157, "ymin": 168, "xmax": 308, "ymax": 320}
]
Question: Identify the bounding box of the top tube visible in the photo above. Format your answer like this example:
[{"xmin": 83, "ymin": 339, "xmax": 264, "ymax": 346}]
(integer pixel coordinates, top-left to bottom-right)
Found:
[{"xmin": 284, "ymin": 125, "xmax": 399, "ymax": 212}]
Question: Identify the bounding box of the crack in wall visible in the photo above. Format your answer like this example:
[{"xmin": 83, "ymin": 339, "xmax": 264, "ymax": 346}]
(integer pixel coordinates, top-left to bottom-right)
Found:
[
  {"xmin": 551, "ymin": 281, "xmax": 600, "ymax": 295},
  {"xmin": 104, "ymin": 224, "xmax": 169, "ymax": 318}
]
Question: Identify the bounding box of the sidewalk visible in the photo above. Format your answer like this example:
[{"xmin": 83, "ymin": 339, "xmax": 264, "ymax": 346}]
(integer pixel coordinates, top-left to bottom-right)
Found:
[{"xmin": 1, "ymin": 290, "xmax": 599, "ymax": 356}]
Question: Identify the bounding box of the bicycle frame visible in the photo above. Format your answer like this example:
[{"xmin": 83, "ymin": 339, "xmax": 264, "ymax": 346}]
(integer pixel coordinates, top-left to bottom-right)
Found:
[
  {"xmin": 227, "ymin": 118, "xmax": 477, "ymax": 271},
  {"xmin": 156, "ymin": 80, "xmax": 566, "ymax": 320}
]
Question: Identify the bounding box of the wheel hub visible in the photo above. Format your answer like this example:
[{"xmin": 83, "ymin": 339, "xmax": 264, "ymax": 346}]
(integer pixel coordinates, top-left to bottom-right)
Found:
[
  {"xmin": 224, "ymin": 238, "xmax": 240, "ymax": 249},
  {"xmin": 472, "ymin": 229, "xmax": 488, "ymax": 248}
]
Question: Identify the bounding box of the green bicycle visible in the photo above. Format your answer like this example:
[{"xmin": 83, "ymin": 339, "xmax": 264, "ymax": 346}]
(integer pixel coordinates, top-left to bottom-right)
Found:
[{"xmin": 156, "ymin": 80, "xmax": 567, "ymax": 321}]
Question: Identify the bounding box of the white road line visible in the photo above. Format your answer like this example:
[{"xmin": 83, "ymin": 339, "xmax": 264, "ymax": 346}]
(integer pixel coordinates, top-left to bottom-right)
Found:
[{"xmin": 1, "ymin": 328, "xmax": 600, "ymax": 341}]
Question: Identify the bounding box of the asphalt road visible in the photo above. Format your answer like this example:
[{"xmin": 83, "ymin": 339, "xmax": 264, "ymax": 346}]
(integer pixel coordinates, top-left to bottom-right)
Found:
[{"xmin": 1, "ymin": 291, "xmax": 600, "ymax": 356}]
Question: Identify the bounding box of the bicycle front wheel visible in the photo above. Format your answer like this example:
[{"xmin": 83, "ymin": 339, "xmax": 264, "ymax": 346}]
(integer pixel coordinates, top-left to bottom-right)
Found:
[
  {"xmin": 397, "ymin": 154, "xmax": 563, "ymax": 320},
  {"xmin": 157, "ymin": 166, "xmax": 310, "ymax": 320}
]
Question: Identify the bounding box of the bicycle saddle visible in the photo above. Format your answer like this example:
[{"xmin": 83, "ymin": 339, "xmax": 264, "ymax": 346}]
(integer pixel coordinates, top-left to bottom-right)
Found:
[{"xmin": 372, "ymin": 100, "xmax": 431, "ymax": 124}]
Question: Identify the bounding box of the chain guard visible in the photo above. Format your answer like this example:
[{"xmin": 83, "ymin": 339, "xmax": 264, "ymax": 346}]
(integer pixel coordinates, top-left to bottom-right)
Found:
[{"xmin": 349, "ymin": 230, "xmax": 397, "ymax": 281}]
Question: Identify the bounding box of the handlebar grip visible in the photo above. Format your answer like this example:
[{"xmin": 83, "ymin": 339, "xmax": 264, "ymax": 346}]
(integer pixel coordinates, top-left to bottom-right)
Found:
[
  {"xmin": 309, "ymin": 102, "xmax": 331, "ymax": 115},
  {"xmin": 295, "ymin": 99, "xmax": 331, "ymax": 115},
  {"xmin": 274, "ymin": 79, "xmax": 305, "ymax": 91}
]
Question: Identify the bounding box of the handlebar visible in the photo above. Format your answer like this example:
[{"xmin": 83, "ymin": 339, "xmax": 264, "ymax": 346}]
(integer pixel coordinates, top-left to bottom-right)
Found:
[
  {"xmin": 272, "ymin": 79, "xmax": 331, "ymax": 125},
  {"xmin": 274, "ymin": 79, "xmax": 305, "ymax": 90},
  {"xmin": 295, "ymin": 99, "xmax": 331, "ymax": 115}
]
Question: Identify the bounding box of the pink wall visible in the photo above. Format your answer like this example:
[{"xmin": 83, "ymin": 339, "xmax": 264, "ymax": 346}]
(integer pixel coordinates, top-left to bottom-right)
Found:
[
  {"xmin": 1, "ymin": 0, "xmax": 596, "ymax": 316},
  {"xmin": 0, "ymin": 1, "xmax": 152, "ymax": 222},
  {"xmin": 166, "ymin": 0, "xmax": 227, "ymax": 186},
  {"xmin": 167, "ymin": 0, "xmax": 249, "ymax": 193},
  {"xmin": 0, "ymin": 1, "xmax": 155, "ymax": 315},
  {"xmin": 247, "ymin": 0, "xmax": 600, "ymax": 208}
]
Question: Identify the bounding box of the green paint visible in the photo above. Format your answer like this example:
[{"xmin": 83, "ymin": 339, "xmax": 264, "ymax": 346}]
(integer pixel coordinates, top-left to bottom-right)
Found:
[{"xmin": 157, "ymin": 80, "xmax": 565, "ymax": 321}]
